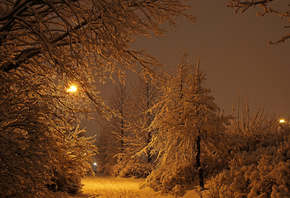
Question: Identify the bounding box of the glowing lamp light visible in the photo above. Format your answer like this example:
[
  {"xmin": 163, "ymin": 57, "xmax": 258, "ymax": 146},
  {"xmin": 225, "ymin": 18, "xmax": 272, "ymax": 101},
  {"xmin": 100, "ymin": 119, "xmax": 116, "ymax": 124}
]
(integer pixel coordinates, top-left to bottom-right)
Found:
[
  {"xmin": 67, "ymin": 85, "xmax": 77, "ymax": 93},
  {"xmin": 93, "ymin": 162, "xmax": 97, "ymax": 166},
  {"xmin": 279, "ymin": 119, "xmax": 285, "ymax": 124}
]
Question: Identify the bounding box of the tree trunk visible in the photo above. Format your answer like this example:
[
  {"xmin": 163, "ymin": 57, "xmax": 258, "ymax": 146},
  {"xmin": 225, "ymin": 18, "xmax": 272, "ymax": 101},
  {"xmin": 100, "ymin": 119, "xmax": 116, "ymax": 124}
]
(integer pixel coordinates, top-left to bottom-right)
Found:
[
  {"xmin": 147, "ymin": 131, "xmax": 152, "ymax": 163},
  {"xmin": 196, "ymin": 134, "xmax": 204, "ymax": 189},
  {"xmin": 120, "ymin": 118, "xmax": 124, "ymax": 153}
]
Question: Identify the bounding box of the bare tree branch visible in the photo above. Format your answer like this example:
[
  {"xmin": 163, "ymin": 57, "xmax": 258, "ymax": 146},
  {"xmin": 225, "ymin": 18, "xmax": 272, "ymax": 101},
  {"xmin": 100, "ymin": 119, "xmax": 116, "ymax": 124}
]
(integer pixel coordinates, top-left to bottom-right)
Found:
[{"xmin": 228, "ymin": 0, "xmax": 290, "ymax": 44}]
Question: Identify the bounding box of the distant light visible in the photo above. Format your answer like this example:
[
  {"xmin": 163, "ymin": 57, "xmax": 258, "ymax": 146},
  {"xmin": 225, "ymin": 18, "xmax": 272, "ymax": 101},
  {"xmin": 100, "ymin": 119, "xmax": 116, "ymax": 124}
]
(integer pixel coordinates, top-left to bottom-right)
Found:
[
  {"xmin": 67, "ymin": 85, "xmax": 77, "ymax": 93},
  {"xmin": 93, "ymin": 162, "xmax": 97, "ymax": 166},
  {"xmin": 279, "ymin": 119, "xmax": 285, "ymax": 123}
]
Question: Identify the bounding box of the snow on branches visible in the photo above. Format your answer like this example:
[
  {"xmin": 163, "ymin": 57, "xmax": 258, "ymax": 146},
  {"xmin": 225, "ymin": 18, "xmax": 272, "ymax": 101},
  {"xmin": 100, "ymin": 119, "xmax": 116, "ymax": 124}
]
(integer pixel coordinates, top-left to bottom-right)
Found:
[
  {"xmin": 146, "ymin": 53, "xmax": 229, "ymax": 194},
  {"xmin": 228, "ymin": 0, "xmax": 290, "ymax": 44},
  {"xmin": 0, "ymin": 1, "xmax": 194, "ymax": 196}
]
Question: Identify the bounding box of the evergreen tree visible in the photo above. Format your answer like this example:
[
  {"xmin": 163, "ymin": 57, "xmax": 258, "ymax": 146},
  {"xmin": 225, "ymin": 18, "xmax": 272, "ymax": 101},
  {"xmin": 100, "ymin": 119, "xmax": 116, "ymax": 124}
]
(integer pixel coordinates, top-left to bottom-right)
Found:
[{"xmin": 146, "ymin": 54, "xmax": 229, "ymax": 194}]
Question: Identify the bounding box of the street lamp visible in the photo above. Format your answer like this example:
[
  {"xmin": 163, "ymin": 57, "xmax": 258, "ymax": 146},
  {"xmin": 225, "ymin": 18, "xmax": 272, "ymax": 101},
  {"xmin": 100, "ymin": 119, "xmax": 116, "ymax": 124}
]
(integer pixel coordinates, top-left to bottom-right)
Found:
[
  {"xmin": 93, "ymin": 162, "xmax": 98, "ymax": 173},
  {"xmin": 279, "ymin": 119, "xmax": 285, "ymax": 124},
  {"xmin": 67, "ymin": 85, "xmax": 77, "ymax": 93}
]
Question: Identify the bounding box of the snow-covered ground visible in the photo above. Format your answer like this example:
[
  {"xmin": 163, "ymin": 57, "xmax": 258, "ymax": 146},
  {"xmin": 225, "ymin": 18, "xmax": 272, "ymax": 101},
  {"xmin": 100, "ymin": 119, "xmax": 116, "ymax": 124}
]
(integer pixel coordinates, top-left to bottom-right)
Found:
[{"xmin": 53, "ymin": 174, "xmax": 210, "ymax": 198}]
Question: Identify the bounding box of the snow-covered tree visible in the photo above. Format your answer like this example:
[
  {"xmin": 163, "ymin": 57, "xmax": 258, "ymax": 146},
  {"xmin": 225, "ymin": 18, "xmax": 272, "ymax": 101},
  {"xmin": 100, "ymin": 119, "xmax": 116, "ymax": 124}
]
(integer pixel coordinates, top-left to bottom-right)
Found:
[
  {"xmin": 98, "ymin": 79, "xmax": 159, "ymax": 178},
  {"xmin": 146, "ymin": 54, "xmax": 229, "ymax": 194},
  {"xmin": 114, "ymin": 77, "xmax": 160, "ymax": 178},
  {"xmin": 0, "ymin": 0, "xmax": 194, "ymax": 196},
  {"xmin": 97, "ymin": 77, "xmax": 160, "ymax": 178},
  {"xmin": 0, "ymin": 0, "xmax": 194, "ymax": 80},
  {"xmin": 109, "ymin": 84, "xmax": 129, "ymax": 157},
  {"xmin": 127, "ymin": 77, "xmax": 160, "ymax": 164},
  {"xmin": 97, "ymin": 84, "xmax": 130, "ymax": 175},
  {"xmin": 0, "ymin": 71, "xmax": 96, "ymax": 197},
  {"xmin": 96, "ymin": 128, "xmax": 117, "ymax": 174},
  {"xmin": 228, "ymin": 0, "xmax": 289, "ymax": 44}
]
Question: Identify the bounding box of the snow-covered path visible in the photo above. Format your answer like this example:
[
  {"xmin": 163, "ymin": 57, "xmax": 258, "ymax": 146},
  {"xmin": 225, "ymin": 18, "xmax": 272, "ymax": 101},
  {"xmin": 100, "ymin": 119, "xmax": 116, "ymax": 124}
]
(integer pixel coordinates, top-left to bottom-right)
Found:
[
  {"xmin": 55, "ymin": 174, "xmax": 210, "ymax": 198},
  {"xmin": 80, "ymin": 174, "xmax": 171, "ymax": 198}
]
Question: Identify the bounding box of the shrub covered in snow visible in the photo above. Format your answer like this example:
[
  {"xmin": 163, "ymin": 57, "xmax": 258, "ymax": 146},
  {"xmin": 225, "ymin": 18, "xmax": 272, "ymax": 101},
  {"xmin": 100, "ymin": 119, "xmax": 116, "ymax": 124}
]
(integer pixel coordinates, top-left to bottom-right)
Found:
[
  {"xmin": 146, "ymin": 161, "xmax": 196, "ymax": 195},
  {"xmin": 112, "ymin": 157, "xmax": 153, "ymax": 178},
  {"xmin": 46, "ymin": 129, "xmax": 96, "ymax": 194},
  {"xmin": 209, "ymin": 128, "xmax": 290, "ymax": 197}
]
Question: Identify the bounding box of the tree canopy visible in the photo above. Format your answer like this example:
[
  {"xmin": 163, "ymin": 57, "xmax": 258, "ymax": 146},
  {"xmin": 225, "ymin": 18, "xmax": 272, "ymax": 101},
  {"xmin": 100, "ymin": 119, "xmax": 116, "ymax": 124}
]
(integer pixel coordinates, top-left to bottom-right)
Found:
[{"xmin": 0, "ymin": 0, "xmax": 194, "ymax": 196}]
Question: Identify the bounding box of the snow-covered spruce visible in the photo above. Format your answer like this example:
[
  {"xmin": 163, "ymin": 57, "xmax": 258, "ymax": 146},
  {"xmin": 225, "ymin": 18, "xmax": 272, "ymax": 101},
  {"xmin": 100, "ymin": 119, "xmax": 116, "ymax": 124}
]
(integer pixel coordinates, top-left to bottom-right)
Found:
[{"xmin": 146, "ymin": 53, "xmax": 229, "ymax": 195}]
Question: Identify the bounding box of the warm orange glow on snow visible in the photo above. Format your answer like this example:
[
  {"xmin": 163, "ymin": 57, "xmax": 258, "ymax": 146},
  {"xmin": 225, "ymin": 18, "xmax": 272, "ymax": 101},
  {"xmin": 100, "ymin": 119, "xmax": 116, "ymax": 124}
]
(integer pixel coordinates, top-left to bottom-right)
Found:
[
  {"xmin": 79, "ymin": 175, "xmax": 206, "ymax": 197},
  {"xmin": 67, "ymin": 85, "xmax": 77, "ymax": 93}
]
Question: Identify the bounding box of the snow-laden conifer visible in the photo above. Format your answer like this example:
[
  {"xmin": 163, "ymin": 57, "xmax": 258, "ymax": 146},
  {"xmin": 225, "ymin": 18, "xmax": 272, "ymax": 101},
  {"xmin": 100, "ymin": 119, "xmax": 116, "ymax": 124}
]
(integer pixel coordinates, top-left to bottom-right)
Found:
[{"xmin": 146, "ymin": 53, "xmax": 229, "ymax": 194}]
